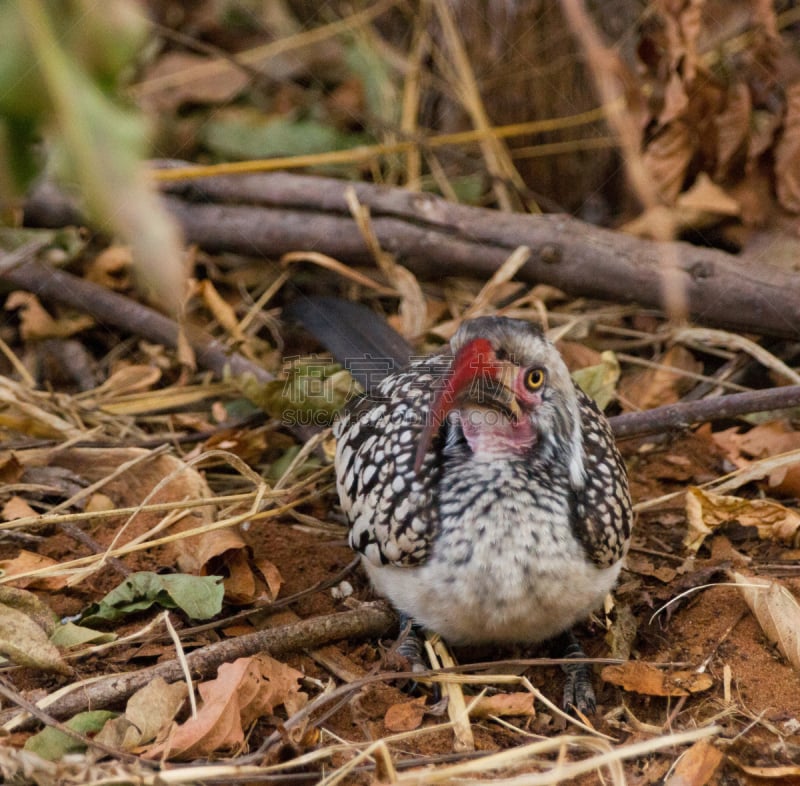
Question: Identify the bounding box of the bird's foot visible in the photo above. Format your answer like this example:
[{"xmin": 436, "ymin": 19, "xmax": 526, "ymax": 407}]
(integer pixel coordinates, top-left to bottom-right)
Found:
[
  {"xmin": 555, "ymin": 631, "xmax": 597, "ymax": 716},
  {"xmin": 396, "ymin": 615, "xmax": 427, "ymax": 674},
  {"xmin": 393, "ymin": 615, "xmax": 441, "ymax": 702}
]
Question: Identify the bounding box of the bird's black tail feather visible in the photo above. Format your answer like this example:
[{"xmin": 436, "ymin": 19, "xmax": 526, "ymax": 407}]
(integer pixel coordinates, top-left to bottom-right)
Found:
[{"xmin": 283, "ymin": 296, "xmax": 414, "ymax": 393}]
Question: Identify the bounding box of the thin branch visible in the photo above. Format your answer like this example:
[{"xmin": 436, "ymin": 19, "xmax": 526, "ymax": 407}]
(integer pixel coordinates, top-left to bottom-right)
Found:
[
  {"xmin": 0, "ymin": 251, "xmax": 272, "ymax": 384},
  {"xmin": 3, "ymin": 244, "xmax": 800, "ymax": 440},
  {"xmin": 5, "ymin": 604, "xmax": 396, "ymax": 731},
  {"xmin": 609, "ymin": 384, "xmax": 800, "ymax": 438}
]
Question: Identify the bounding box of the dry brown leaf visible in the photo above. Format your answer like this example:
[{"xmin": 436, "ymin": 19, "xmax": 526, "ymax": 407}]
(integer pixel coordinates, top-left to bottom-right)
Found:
[
  {"xmin": 176, "ymin": 319, "xmax": 197, "ymax": 370},
  {"xmin": 178, "ymin": 527, "xmax": 281, "ymax": 605},
  {"xmin": 619, "ymin": 345, "xmax": 701, "ymax": 412},
  {"xmin": 624, "ymin": 553, "xmax": 676, "ymax": 584},
  {"xmin": 0, "ymin": 551, "xmax": 66, "ymax": 591},
  {"xmin": 201, "ymin": 425, "xmax": 270, "ymax": 466},
  {"xmin": 0, "ymin": 588, "xmax": 69, "ymax": 675},
  {"xmin": 95, "ymin": 677, "xmax": 187, "ymax": 751},
  {"xmin": 748, "ymin": 108, "xmax": 783, "ymax": 163},
  {"xmin": 557, "ymin": 341, "xmax": 602, "ymax": 371},
  {"xmin": 384, "ymin": 696, "xmax": 427, "ymax": 732},
  {"xmin": 685, "ymin": 487, "xmax": 800, "ymax": 553},
  {"xmin": 712, "ymin": 422, "xmax": 800, "ymax": 498},
  {"xmin": 714, "ymin": 83, "xmax": 751, "ymax": 180},
  {"xmin": 137, "ymin": 51, "xmax": 249, "ymax": 112},
  {"xmin": 732, "ymin": 572, "xmax": 800, "ymax": 673},
  {"xmin": 84, "ymin": 245, "xmax": 132, "ymax": 290},
  {"xmin": 470, "ymin": 692, "xmax": 535, "ymax": 719},
  {"xmin": 145, "ymin": 654, "xmax": 302, "ymax": 760},
  {"xmin": 601, "ymin": 662, "xmax": 712, "ymax": 697},
  {"xmin": 95, "ymin": 365, "xmax": 162, "ymax": 398},
  {"xmin": 0, "ymin": 453, "xmax": 24, "ymax": 484},
  {"xmin": 255, "ymin": 558, "xmax": 283, "ymax": 601},
  {"xmin": 642, "ymin": 121, "xmax": 693, "ymax": 204},
  {"xmin": 658, "ymin": 71, "xmax": 689, "ymax": 127},
  {"xmin": 623, "ymin": 176, "xmax": 740, "ymax": 238},
  {"xmin": 676, "ymin": 173, "xmax": 739, "ymax": 216},
  {"xmin": 5, "ymin": 292, "xmax": 94, "ymax": 340},
  {"xmin": 775, "ymin": 83, "xmax": 800, "ymax": 213},
  {"xmin": 665, "ymin": 738, "xmax": 723, "ymax": 786},
  {"xmin": 2, "ymin": 496, "xmax": 38, "ymax": 521}
]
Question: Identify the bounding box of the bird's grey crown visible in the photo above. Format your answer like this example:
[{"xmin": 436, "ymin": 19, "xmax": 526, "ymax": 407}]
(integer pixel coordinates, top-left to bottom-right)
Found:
[
  {"xmin": 451, "ymin": 315, "xmax": 545, "ymax": 363},
  {"xmin": 334, "ymin": 317, "xmax": 632, "ymax": 574}
]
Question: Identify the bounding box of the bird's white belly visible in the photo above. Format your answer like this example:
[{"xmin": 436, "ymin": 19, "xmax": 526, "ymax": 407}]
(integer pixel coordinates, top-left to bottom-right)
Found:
[{"xmin": 363, "ymin": 525, "xmax": 621, "ymax": 645}]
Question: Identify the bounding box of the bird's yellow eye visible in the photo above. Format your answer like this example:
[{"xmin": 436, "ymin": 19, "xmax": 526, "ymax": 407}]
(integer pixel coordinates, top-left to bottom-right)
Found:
[{"xmin": 524, "ymin": 367, "xmax": 546, "ymax": 391}]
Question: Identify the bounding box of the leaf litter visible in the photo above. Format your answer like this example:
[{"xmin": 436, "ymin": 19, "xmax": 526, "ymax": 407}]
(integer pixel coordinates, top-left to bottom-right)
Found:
[{"xmin": 2, "ymin": 2, "xmax": 800, "ymax": 784}]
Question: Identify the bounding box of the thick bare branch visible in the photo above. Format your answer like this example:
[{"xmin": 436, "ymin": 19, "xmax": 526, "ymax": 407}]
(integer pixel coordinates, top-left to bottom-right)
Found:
[{"xmin": 24, "ymin": 170, "xmax": 800, "ymax": 338}]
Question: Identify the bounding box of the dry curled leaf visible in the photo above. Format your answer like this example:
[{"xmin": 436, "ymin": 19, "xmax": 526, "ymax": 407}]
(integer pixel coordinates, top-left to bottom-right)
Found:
[
  {"xmin": 732, "ymin": 572, "xmax": 800, "ymax": 673},
  {"xmin": 665, "ymin": 738, "xmax": 723, "ymax": 786},
  {"xmin": 145, "ymin": 654, "xmax": 302, "ymax": 760},
  {"xmin": 95, "ymin": 677, "xmax": 187, "ymax": 751},
  {"xmin": 5, "ymin": 291, "xmax": 94, "ymax": 340},
  {"xmin": 775, "ymin": 83, "xmax": 800, "ymax": 213},
  {"xmin": 685, "ymin": 487, "xmax": 800, "ymax": 553},
  {"xmin": 469, "ymin": 692, "xmax": 535, "ymax": 719},
  {"xmin": 601, "ymin": 662, "xmax": 712, "ymax": 697},
  {"xmin": 84, "ymin": 245, "xmax": 132, "ymax": 290},
  {"xmin": 384, "ymin": 696, "xmax": 427, "ymax": 732},
  {"xmin": 712, "ymin": 422, "xmax": 800, "ymax": 498}
]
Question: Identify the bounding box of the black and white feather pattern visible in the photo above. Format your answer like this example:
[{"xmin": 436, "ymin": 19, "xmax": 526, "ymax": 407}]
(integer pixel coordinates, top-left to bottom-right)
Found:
[{"xmin": 334, "ymin": 333, "xmax": 632, "ymax": 574}]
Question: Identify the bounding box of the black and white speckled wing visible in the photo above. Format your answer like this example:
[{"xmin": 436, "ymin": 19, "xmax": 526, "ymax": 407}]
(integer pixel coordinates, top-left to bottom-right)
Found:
[
  {"xmin": 334, "ymin": 355, "xmax": 451, "ymax": 568},
  {"xmin": 572, "ymin": 387, "xmax": 632, "ymax": 568}
]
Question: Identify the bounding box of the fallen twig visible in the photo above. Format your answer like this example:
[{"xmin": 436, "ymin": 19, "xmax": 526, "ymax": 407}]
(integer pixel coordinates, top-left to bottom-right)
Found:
[
  {"xmin": 0, "ymin": 248, "xmax": 272, "ymax": 384},
  {"xmin": 4, "ymin": 603, "xmax": 396, "ymax": 731},
  {"xmin": 609, "ymin": 384, "xmax": 800, "ymax": 438},
  {"xmin": 2, "ymin": 247, "xmax": 799, "ymax": 439},
  {"xmin": 25, "ymin": 168, "xmax": 800, "ymax": 338}
]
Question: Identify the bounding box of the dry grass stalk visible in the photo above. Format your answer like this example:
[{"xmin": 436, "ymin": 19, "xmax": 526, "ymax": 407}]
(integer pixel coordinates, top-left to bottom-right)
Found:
[
  {"xmin": 131, "ymin": 0, "xmax": 399, "ymax": 100},
  {"xmin": 634, "ymin": 446, "xmax": 800, "ymax": 513},
  {"xmin": 424, "ymin": 634, "xmax": 475, "ymax": 751},
  {"xmin": 559, "ymin": 0, "xmax": 688, "ymax": 323},
  {"xmin": 430, "ymin": 0, "xmax": 523, "ymax": 211}
]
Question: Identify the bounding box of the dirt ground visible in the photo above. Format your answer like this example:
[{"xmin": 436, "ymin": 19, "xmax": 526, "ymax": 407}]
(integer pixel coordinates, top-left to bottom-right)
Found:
[{"xmin": 5, "ymin": 421, "xmax": 796, "ymax": 784}]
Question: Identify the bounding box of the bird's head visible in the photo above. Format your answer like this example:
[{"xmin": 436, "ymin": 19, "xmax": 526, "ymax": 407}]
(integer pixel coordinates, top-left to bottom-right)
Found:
[{"xmin": 414, "ymin": 317, "xmax": 585, "ymax": 486}]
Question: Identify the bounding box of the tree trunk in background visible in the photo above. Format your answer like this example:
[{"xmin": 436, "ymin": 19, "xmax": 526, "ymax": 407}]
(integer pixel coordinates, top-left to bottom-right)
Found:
[
  {"xmin": 288, "ymin": 0, "xmax": 643, "ymax": 216},
  {"xmin": 424, "ymin": 0, "xmax": 642, "ymax": 217}
]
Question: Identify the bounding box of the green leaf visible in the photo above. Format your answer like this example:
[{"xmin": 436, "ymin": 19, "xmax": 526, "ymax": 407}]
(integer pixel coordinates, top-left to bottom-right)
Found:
[
  {"xmin": 0, "ymin": 589, "xmax": 70, "ymax": 675},
  {"xmin": 79, "ymin": 572, "xmax": 224, "ymax": 626},
  {"xmin": 50, "ymin": 621, "xmax": 117, "ymax": 649},
  {"xmin": 572, "ymin": 351, "xmax": 621, "ymax": 410},
  {"xmin": 342, "ymin": 37, "xmax": 398, "ymax": 126},
  {"xmin": 24, "ymin": 710, "xmax": 117, "ymax": 760},
  {"xmin": 202, "ymin": 109, "xmax": 369, "ymax": 161},
  {"xmin": 240, "ymin": 361, "xmax": 356, "ymax": 428}
]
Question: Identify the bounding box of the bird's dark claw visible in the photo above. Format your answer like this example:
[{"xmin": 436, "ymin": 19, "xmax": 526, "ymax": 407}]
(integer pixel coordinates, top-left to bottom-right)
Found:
[
  {"xmin": 396, "ymin": 615, "xmax": 427, "ymax": 674},
  {"xmin": 555, "ymin": 631, "xmax": 597, "ymax": 716},
  {"xmin": 394, "ymin": 615, "xmax": 441, "ymax": 702},
  {"xmin": 562, "ymin": 660, "xmax": 597, "ymax": 716}
]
